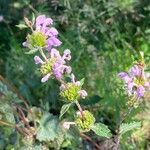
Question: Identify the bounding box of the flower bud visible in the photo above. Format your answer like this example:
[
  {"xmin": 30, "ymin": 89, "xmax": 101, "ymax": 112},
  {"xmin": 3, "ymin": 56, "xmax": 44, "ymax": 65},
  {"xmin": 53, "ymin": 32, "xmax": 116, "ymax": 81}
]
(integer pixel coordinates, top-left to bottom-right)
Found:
[
  {"xmin": 60, "ymin": 83, "xmax": 81, "ymax": 102},
  {"xmin": 27, "ymin": 31, "xmax": 47, "ymax": 48},
  {"xmin": 40, "ymin": 59, "xmax": 54, "ymax": 75},
  {"xmin": 75, "ymin": 110, "xmax": 95, "ymax": 131}
]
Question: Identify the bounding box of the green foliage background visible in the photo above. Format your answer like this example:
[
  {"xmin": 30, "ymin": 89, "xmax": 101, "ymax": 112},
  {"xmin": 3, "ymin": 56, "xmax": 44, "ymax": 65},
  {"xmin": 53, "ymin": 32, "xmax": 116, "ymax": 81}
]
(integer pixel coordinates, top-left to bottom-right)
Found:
[{"xmin": 0, "ymin": 0, "xmax": 150, "ymax": 149}]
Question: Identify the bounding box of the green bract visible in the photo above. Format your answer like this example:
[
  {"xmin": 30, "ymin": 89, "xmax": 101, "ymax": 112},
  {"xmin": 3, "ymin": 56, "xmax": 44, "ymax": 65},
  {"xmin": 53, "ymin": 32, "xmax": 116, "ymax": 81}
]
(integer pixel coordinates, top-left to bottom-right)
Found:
[
  {"xmin": 60, "ymin": 83, "xmax": 81, "ymax": 102},
  {"xmin": 40, "ymin": 59, "xmax": 55, "ymax": 75},
  {"xmin": 134, "ymin": 76, "xmax": 145, "ymax": 86},
  {"xmin": 75, "ymin": 110, "xmax": 95, "ymax": 131},
  {"xmin": 27, "ymin": 31, "xmax": 47, "ymax": 47}
]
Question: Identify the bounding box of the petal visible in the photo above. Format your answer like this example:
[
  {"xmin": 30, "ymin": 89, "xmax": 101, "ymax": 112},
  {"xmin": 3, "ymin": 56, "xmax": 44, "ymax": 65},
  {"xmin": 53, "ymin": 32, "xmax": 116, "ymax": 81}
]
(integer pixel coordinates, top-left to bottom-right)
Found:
[
  {"xmin": 64, "ymin": 66, "xmax": 72, "ymax": 74},
  {"xmin": 71, "ymin": 73, "xmax": 75, "ymax": 83},
  {"xmin": 53, "ymin": 69, "xmax": 62, "ymax": 78},
  {"xmin": 50, "ymin": 48, "xmax": 61, "ymax": 58},
  {"xmin": 41, "ymin": 73, "xmax": 51, "ymax": 82},
  {"xmin": 22, "ymin": 42, "xmax": 28, "ymax": 47},
  {"xmin": 118, "ymin": 72, "xmax": 128, "ymax": 78},
  {"xmin": 50, "ymin": 36, "xmax": 62, "ymax": 46},
  {"xmin": 63, "ymin": 49, "xmax": 71, "ymax": 60},
  {"xmin": 136, "ymin": 86, "xmax": 145, "ymax": 97},
  {"xmin": 130, "ymin": 65, "xmax": 141, "ymax": 77},
  {"xmin": 44, "ymin": 18, "xmax": 53, "ymax": 25},
  {"xmin": 145, "ymin": 81, "xmax": 150, "ymax": 87},
  {"xmin": 62, "ymin": 122, "xmax": 75, "ymax": 130},
  {"xmin": 75, "ymin": 81, "xmax": 81, "ymax": 86},
  {"xmin": 46, "ymin": 27, "xmax": 58, "ymax": 36},
  {"xmin": 36, "ymin": 15, "xmax": 46, "ymax": 26},
  {"xmin": 78, "ymin": 90, "xmax": 88, "ymax": 98},
  {"xmin": 34, "ymin": 56, "xmax": 44, "ymax": 64}
]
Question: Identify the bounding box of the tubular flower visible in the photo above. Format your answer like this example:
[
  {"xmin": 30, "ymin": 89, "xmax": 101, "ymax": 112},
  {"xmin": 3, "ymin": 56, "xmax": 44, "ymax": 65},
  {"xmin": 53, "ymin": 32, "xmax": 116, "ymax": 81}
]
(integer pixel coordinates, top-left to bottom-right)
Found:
[
  {"xmin": 34, "ymin": 48, "xmax": 71, "ymax": 82},
  {"xmin": 75, "ymin": 110, "xmax": 95, "ymax": 131},
  {"xmin": 60, "ymin": 74, "xmax": 87, "ymax": 102},
  {"xmin": 118, "ymin": 62, "xmax": 150, "ymax": 98},
  {"xmin": 23, "ymin": 15, "xmax": 62, "ymax": 50}
]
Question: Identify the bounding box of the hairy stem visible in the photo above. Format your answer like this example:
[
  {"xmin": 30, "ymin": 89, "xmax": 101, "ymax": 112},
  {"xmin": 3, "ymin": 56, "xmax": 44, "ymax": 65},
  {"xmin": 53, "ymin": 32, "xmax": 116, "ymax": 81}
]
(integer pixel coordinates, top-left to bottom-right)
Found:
[
  {"xmin": 39, "ymin": 48, "xmax": 48, "ymax": 61},
  {"xmin": 75, "ymin": 101, "xmax": 84, "ymax": 116}
]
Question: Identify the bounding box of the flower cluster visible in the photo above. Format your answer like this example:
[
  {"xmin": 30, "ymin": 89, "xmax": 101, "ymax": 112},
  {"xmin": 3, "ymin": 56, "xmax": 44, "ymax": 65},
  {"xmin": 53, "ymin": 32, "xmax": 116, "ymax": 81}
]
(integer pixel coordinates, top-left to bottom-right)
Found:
[
  {"xmin": 34, "ymin": 48, "xmax": 71, "ymax": 82},
  {"xmin": 23, "ymin": 15, "xmax": 90, "ymax": 132},
  {"xmin": 118, "ymin": 60, "xmax": 150, "ymax": 98},
  {"xmin": 60, "ymin": 74, "xmax": 87, "ymax": 102},
  {"xmin": 23, "ymin": 15, "xmax": 61, "ymax": 50},
  {"xmin": 75, "ymin": 110, "xmax": 95, "ymax": 131},
  {"xmin": 62, "ymin": 110, "xmax": 95, "ymax": 131}
]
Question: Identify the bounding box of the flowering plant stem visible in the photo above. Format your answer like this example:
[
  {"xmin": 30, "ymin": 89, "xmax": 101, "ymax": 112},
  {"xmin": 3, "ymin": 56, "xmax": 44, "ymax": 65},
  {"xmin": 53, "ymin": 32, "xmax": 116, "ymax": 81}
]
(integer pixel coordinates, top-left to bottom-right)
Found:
[
  {"xmin": 75, "ymin": 101, "xmax": 84, "ymax": 116},
  {"xmin": 39, "ymin": 47, "xmax": 48, "ymax": 61},
  {"xmin": 80, "ymin": 132, "xmax": 101, "ymax": 149}
]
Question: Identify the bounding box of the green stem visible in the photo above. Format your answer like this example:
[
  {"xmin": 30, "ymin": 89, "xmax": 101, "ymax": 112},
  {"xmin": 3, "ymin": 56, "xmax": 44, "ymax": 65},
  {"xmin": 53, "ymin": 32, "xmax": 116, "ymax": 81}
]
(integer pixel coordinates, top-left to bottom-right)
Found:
[{"xmin": 39, "ymin": 48, "xmax": 48, "ymax": 61}]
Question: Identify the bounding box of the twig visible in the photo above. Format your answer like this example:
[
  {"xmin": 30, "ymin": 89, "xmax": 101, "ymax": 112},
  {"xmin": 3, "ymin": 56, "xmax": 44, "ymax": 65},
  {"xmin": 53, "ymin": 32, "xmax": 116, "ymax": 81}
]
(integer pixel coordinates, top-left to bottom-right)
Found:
[
  {"xmin": 16, "ymin": 105, "xmax": 31, "ymax": 129},
  {"xmin": 0, "ymin": 119, "xmax": 15, "ymax": 127},
  {"xmin": 80, "ymin": 132, "xmax": 101, "ymax": 150}
]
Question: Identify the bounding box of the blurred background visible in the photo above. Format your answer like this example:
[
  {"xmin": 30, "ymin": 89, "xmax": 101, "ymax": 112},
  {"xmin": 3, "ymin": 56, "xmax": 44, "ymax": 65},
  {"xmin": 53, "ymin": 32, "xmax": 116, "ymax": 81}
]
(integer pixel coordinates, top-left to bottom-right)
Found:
[{"xmin": 0, "ymin": 0, "xmax": 150, "ymax": 149}]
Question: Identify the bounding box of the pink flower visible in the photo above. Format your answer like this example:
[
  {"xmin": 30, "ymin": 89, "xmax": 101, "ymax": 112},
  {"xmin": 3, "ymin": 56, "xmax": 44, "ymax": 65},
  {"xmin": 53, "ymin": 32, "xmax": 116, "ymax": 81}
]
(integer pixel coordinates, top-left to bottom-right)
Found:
[
  {"xmin": 34, "ymin": 48, "xmax": 71, "ymax": 82},
  {"xmin": 23, "ymin": 15, "xmax": 62, "ymax": 51},
  {"xmin": 118, "ymin": 63, "xmax": 149, "ymax": 98}
]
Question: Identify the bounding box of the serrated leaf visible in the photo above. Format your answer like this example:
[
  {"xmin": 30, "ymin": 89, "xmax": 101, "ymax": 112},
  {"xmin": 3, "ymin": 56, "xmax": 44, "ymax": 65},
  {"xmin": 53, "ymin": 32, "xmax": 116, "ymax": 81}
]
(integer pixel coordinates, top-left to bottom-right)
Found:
[
  {"xmin": 59, "ymin": 103, "xmax": 72, "ymax": 119},
  {"xmin": 16, "ymin": 24, "xmax": 27, "ymax": 29},
  {"xmin": 0, "ymin": 102, "xmax": 15, "ymax": 124},
  {"xmin": 0, "ymin": 81, "xmax": 23, "ymax": 103},
  {"xmin": 91, "ymin": 123, "xmax": 111, "ymax": 138},
  {"xmin": 36, "ymin": 113, "xmax": 59, "ymax": 142},
  {"xmin": 120, "ymin": 121, "xmax": 141, "ymax": 135}
]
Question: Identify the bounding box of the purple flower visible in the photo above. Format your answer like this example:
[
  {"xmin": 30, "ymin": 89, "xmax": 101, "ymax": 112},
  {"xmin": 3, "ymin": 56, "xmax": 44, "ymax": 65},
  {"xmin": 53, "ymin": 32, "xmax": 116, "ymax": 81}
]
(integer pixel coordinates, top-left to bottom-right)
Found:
[
  {"xmin": 118, "ymin": 62, "xmax": 149, "ymax": 98},
  {"xmin": 34, "ymin": 48, "xmax": 72, "ymax": 82},
  {"xmin": 145, "ymin": 81, "xmax": 150, "ymax": 87},
  {"xmin": 23, "ymin": 15, "xmax": 62, "ymax": 51},
  {"xmin": 118, "ymin": 72, "xmax": 132, "ymax": 83},
  {"xmin": 136, "ymin": 86, "xmax": 145, "ymax": 97},
  {"xmin": 129, "ymin": 65, "xmax": 141, "ymax": 77},
  {"xmin": 41, "ymin": 73, "xmax": 51, "ymax": 83},
  {"xmin": 118, "ymin": 72, "xmax": 128, "ymax": 78},
  {"xmin": 70, "ymin": 73, "xmax": 88, "ymax": 98},
  {"xmin": 34, "ymin": 56, "xmax": 44, "ymax": 64}
]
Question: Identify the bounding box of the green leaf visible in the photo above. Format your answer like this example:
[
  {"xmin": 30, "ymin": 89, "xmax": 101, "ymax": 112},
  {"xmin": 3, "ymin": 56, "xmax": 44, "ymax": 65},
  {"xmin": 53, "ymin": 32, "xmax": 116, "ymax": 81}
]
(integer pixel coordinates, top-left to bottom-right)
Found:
[
  {"xmin": 80, "ymin": 78, "xmax": 85, "ymax": 86},
  {"xmin": 120, "ymin": 121, "xmax": 141, "ymax": 135},
  {"xmin": 36, "ymin": 113, "xmax": 59, "ymax": 142},
  {"xmin": 0, "ymin": 103, "xmax": 15, "ymax": 124},
  {"xmin": 91, "ymin": 123, "xmax": 111, "ymax": 138},
  {"xmin": 59, "ymin": 103, "xmax": 72, "ymax": 119},
  {"xmin": 0, "ymin": 81, "xmax": 22, "ymax": 103},
  {"xmin": 32, "ymin": 13, "xmax": 35, "ymax": 24},
  {"xmin": 16, "ymin": 24, "xmax": 27, "ymax": 29}
]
